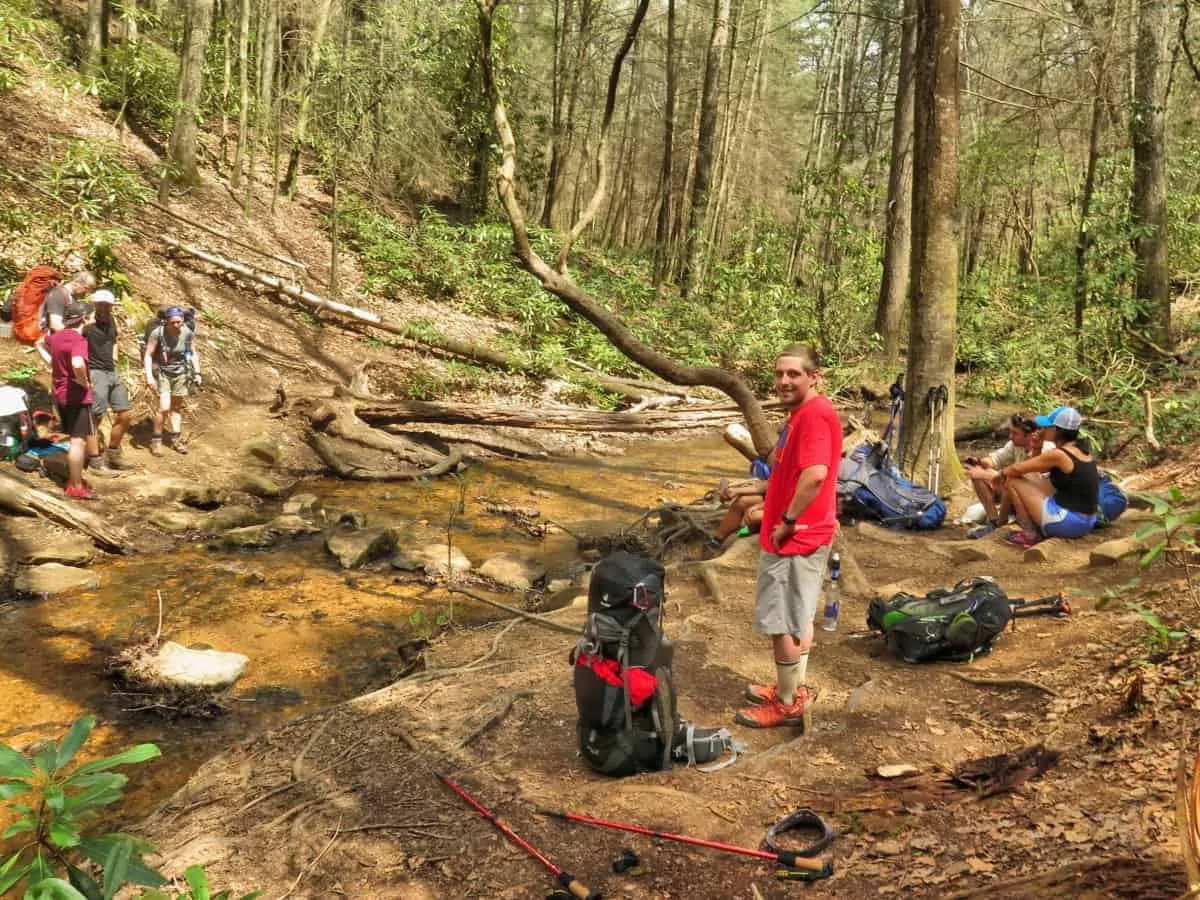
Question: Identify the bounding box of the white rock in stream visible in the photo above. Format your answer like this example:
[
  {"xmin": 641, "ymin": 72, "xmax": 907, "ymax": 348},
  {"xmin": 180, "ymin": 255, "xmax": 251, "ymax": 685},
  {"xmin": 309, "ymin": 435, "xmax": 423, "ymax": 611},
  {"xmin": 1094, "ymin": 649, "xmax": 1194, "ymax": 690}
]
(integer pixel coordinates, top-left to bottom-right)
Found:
[
  {"xmin": 405, "ymin": 544, "xmax": 473, "ymax": 578},
  {"xmin": 143, "ymin": 642, "xmax": 249, "ymax": 690}
]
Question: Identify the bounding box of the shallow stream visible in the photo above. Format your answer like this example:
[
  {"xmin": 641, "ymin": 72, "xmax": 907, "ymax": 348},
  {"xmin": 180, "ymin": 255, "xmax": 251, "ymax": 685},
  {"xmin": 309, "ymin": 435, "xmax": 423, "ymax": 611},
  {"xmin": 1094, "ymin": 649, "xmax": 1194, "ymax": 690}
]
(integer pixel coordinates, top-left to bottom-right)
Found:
[{"xmin": 0, "ymin": 432, "xmax": 740, "ymax": 821}]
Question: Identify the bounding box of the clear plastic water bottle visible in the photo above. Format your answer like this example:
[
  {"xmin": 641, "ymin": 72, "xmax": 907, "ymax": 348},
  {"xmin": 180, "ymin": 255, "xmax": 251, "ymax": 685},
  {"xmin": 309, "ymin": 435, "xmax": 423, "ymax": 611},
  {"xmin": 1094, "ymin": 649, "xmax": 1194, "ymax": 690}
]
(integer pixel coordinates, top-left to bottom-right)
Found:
[{"xmin": 822, "ymin": 552, "xmax": 841, "ymax": 632}]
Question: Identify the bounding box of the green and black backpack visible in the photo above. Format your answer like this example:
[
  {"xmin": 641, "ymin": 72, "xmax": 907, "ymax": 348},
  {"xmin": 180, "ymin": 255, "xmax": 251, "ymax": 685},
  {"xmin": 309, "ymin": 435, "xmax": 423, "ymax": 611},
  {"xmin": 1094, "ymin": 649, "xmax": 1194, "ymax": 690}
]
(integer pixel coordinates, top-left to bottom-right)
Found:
[{"xmin": 867, "ymin": 577, "xmax": 1012, "ymax": 663}]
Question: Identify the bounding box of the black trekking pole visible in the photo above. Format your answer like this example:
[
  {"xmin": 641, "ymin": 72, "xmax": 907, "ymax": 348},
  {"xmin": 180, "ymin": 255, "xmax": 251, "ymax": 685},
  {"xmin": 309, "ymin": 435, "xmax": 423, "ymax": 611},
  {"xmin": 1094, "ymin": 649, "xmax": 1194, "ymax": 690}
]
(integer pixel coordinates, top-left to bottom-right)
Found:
[
  {"xmin": 436, "ymin": 773, "xmax": 601, "ymax": 900},
  {"xmin": 540, "ymin": 807, "xmax": 834, "ymax": 881}
]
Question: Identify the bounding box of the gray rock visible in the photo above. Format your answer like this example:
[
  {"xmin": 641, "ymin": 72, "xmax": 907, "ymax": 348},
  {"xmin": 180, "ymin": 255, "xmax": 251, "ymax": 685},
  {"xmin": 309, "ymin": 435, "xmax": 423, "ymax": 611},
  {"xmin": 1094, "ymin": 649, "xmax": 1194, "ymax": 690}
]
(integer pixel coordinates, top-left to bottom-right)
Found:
[
  {"xmin": 283, "ymin": 493, "xmax": 323, "ymax": 518},
  {"xmin": 209, "ymin": 515, "xmax": 319, "ymax": 550},
  {"xmin": 338, "ymin": 510, "xmax": 367, "ymax": 529},
  {"xmin": 239, "ymin": 436, "xmax": 281, "ymax": 467},
  {"xmin": 325, "ymin": 526, "xmax": 397, "ymax": 569},
  {"xmin": 407, "ymin": 543, "xmax": 473, "ymax": 578},
  {"xmin": 232, "ymin": 472, "xmax": 284, "ymax": 498},
  {"xmin": 20, "ymin": 536, "xmax": 95, "ymax": 567},
  {"xmin": 144, "ymin": 479, "xmax": 228, "ymax": 509},
  {"xmin": 14, "ymin": 564, "xmax": 101, "ymax": 595},
  {"xmin": 479, "ymin": 553, "xmax": 546, "ymax": 591},
  {"xmin": 149, "ymin": 507, "xmax": 205, "ymax": 535},
  {"xmin": 206, "ymin": 504, "xmax": 259, "ymax": 532},
  {"xmin": 390, "ymin": 552, "xmax": 424, "ymax": 572},
  {"xmin": 141, "ymin": 641, "xmax": 247, "ymax": 689}
]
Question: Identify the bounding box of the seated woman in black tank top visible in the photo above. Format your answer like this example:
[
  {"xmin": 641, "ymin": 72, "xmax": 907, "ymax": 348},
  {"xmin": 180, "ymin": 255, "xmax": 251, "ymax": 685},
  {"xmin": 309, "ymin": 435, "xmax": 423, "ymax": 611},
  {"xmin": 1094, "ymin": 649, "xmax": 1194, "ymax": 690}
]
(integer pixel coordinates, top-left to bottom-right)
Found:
[{"xmin": 996, "ymin": 405, "xmax": 1099, "ymax": 548}]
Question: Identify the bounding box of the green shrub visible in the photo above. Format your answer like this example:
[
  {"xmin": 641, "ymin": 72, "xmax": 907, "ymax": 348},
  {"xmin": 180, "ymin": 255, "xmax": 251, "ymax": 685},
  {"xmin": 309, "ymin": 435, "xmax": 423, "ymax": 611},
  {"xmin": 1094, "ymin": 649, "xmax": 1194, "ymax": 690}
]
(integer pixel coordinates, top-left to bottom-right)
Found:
[{"xmin": 42, "ymin": 139, "xmax": 153, "ymax": 222}]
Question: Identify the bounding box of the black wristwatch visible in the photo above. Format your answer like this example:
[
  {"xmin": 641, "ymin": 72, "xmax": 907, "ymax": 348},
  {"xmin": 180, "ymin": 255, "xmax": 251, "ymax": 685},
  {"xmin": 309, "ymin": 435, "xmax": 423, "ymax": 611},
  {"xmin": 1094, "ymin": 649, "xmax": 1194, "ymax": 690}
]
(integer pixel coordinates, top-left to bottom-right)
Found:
[{"xmin": 781, "ymin": 513, "xmax": 796, "ymax": 526}]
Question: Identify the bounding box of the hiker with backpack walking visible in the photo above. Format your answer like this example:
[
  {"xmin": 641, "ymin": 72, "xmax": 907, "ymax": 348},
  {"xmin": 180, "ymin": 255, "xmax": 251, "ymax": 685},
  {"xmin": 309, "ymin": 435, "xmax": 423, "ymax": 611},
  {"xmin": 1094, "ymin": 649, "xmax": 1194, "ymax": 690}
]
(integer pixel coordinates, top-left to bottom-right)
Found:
[
  {"xmin": 84, "ymin": 290, "xmax": 134, "ymax": 471},
  {"xmin": 143, "ymin": 306, "xmax": 200, "ymax": 456},
  {"xmin": 15, "ymin": 269, "xmax": 95, "ymax": 359},
  {"xmin": 736, "ymin": 344, "xmax": 842, "ymax": 730},
  {"xmin": 997, "ymin": 405, "xmax": 1099, "ymax": 548},
  {"xmin": 45, "ymin": 302, "xmax": 97, "ymax": 500},
  {"xmin": 963, "ymin": 413, "xmax": 1054, "ymax": 539}
]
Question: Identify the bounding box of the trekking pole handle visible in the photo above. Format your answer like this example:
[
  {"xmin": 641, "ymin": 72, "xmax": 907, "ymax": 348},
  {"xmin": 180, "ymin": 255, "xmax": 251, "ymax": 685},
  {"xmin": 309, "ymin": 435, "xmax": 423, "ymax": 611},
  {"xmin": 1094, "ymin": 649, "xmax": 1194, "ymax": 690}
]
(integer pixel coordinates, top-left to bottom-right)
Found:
[
  {"xmin": 557, "ymin": 873, "xmax": 601, "ymax": 900},
  {"xmin": 772, "ymin": 851, "xmax": 829, "ymax": 872}
]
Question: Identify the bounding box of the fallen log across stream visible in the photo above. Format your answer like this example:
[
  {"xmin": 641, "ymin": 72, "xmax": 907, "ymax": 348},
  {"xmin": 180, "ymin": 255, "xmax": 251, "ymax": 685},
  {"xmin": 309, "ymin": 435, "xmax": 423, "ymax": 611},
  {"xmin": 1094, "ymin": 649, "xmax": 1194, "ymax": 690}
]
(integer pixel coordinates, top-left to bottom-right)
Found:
[{"xmin": 0, "ymin": 469, "xmax": 128, "ymax": 553}]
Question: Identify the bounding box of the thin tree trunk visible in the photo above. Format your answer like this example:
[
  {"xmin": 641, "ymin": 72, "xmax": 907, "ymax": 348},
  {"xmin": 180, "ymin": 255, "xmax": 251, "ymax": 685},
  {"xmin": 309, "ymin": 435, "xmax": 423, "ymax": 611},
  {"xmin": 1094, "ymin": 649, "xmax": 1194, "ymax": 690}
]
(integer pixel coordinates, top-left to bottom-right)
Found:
[
  {"xmin": 230, "ymin": 0, "xmax": 251, "ymax": 188},
  {"xmin": 541, "ymin": 0, "xmax": 574, "ymax": 228},
  {"xmin": 282, "ymin": 0, "xmax": 335, "ymax": 197},
  {"xmin": 1130, "ymin": 0, "xmax": 1172, "ymax": 348},
  {"xmin": 902, "ymin": 0, "xmax": 960, "ymax": 487},
  {"xmin": 84, "ymin": 0, "xmax": 106, "ymax": 77},
  {"xmin": 162, "ymin": 0, "xmax": 215, "ymax": 193},
  {"xmin": 681, "ymin": 0, "xmax": 731, "ymax": 297},
  {"xmin": 875, "ymin": 0, "xmax": 916, "ymax": 363},
  {"xmin": 652, "ymin": 0, "xmax": 678, "ymax": 288}
]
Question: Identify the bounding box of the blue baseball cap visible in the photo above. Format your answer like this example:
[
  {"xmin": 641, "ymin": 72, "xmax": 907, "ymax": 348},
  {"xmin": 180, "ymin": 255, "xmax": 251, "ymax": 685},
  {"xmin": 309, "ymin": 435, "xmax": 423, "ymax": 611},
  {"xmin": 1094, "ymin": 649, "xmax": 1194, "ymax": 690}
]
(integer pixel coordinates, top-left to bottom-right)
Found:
[{"xmin": 1034, "ymin": 405, "xmax": 1083, "ymax": 430}]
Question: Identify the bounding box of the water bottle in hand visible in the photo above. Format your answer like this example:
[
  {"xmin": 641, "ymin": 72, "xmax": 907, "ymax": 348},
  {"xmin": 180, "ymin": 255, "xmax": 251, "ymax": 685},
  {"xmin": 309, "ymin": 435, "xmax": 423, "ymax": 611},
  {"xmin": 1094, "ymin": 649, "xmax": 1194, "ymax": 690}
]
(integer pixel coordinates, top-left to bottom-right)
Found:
[{"xmin": 822, "ymin": 552, "xmax": 841, "ymax": 632}]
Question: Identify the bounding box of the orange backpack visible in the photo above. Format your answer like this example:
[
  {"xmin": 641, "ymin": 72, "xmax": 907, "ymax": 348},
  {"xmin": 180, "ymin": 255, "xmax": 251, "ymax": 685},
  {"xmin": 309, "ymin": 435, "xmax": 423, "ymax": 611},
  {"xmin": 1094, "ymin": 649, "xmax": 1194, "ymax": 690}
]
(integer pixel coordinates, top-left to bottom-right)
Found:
[{"xmin": 11, "ymin": 266, "xmax": 62, "ymax": 344}]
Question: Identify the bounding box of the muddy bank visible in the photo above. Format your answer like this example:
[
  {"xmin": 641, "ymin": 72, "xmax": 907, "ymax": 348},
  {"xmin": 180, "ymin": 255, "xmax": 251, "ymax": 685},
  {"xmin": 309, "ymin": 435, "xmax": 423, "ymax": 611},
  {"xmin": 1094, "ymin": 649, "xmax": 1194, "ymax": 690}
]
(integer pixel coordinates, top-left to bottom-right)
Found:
[{"xmin": 132, "ymin": 507, "xmax": 1189, "ymax": 899}]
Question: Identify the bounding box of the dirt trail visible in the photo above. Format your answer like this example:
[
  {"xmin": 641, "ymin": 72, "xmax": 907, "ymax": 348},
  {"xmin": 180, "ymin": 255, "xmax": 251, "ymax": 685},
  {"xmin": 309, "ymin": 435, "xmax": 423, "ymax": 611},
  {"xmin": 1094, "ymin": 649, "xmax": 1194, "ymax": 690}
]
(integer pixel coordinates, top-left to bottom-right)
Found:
[{"xmin": 137, "ymin": 507, "xmax": 1195, "ymax": 899}]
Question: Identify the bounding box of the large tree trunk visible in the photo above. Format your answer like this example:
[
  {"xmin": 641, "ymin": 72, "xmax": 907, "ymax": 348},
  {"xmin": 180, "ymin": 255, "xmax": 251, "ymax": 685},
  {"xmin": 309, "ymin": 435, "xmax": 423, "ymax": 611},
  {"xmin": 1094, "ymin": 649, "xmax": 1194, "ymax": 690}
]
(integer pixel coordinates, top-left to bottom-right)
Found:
[
  {"xmin": 680, "ymin": 0, "xmax": 730, "ymax": 298},
  {"xmin": 162, "ymin": 0, "xmax": 215, "ymax": 191},
  {"xmin": 282, "ymin": 0, "xmax": 335, "ymax": 197},
  {"xmin": 475, "ymin": 0, "xmax": 776, "ymax": 457},
  {"xmin": 1130, "ymin": 0, "xmax": 1172, "ymax": 349},
  {"xmin": 901, "ymin": 0, "xmax": 960, "ymax": 489},
  {"xmin": 875, "ymin": 0, "xmax": 916, "ymax": 363}
]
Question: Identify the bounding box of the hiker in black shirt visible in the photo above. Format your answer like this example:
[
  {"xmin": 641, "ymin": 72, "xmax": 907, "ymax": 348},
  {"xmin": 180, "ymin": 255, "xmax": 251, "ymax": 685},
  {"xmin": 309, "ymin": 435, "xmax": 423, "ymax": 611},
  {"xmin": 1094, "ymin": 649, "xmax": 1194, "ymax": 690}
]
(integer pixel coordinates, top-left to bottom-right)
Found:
[
  {"xmin": 997, "ymin": 405, "xmax": 1099, "ymax": 548},
  {"xmin": 83, "ymin": 290, "xmax": 134, "ymax": 470}
]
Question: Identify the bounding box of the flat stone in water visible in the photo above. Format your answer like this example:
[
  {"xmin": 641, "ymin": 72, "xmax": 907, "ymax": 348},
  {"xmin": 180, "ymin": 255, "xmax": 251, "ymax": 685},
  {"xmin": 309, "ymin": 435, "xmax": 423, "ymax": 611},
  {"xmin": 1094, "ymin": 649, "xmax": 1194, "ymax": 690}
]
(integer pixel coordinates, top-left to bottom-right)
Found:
[
  {"xmin": 20, "ymin": 535, "xmax": 95, "ymax": 567},
  {"xmin": 243, "ymin": 685, "xmax": 303, "ymax": 707},
  {"xmin": 14, "ymin": 564, "xmax": 101, "ymax": 595},
  {"xmin": 142, "ymin": 641, "xmax": 248, "ymax": 689},
  {"xmin": 478, "ymin": 552, "xmax": 546, "ymax": 591},
  {"xmin": 325, "ymin": 526, "xmax": 397, "ymax": 569}
]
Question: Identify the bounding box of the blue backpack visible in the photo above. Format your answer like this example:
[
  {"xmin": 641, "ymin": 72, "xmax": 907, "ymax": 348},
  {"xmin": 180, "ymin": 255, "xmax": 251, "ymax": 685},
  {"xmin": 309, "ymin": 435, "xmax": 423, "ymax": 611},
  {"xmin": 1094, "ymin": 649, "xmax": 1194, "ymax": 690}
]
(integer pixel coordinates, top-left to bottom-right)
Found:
[
  {"xmin": 1095, "ymin": 472, "xmax": 1127, "ymax": 527},
  {"xmin": 837, "ymin": 443, "xmax": 946, "ymax": 530}
]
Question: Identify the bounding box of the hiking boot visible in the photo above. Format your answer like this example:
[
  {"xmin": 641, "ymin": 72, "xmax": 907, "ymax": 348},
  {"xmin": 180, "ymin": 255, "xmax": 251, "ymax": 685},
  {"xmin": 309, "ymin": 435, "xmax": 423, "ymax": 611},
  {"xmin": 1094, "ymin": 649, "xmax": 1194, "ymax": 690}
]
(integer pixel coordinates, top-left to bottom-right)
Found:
[
  {"xmin": 65, "ymin": 484, "xmax": 98, "ymax": 501},
  {"xmin": 745, "ymin": 683, "xmax": 815, "ymax": 706},
  {"xmin": 85, "ymin": 456, "xmax": 119, "ymax": 478},
  {"xmin": 150, "ymin": 437, "xmax": 164, "ymax": 457},
  {"xmin": 735, "ymin": 696, "xmax": 811, "ymax": 730},
  {"xmin": 166, "ymin": 432, "xmax": 189, "ymax": 455},
  {"xmin": 1004, "ymin": 528, "xmax": 1042, "ymax": 548},
  {"xmin": 967, "ymin": 522, "xmax": 997, "ymax": 540},
  {"xmin": 105, "ymin": 447, "xmax": 135, "ymax": 470}
]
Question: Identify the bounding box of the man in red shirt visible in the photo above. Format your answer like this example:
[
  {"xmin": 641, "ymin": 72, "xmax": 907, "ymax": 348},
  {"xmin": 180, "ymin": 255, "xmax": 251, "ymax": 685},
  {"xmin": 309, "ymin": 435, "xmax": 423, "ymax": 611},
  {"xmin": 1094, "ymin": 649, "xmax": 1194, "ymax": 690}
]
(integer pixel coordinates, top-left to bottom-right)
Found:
[
  {"xmin": 46, "ymin": 301, "xmax": 96, "ymax": 500},
  {"xmin": 736, "ymin": 344, "xmax": 842, "ymax": 729}
]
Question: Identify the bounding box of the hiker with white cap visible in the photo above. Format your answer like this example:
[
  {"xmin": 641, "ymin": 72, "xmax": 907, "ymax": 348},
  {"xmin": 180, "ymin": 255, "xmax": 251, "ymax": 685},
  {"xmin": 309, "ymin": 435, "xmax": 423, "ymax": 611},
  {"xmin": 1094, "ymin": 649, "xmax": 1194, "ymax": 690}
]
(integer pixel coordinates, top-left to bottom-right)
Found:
[
  {"xmin": 996, "ymin": 405, "xmax": 1099, "ymax": 548},
  {"xmin": 84, "ymin": 289, "xmax": 134, "ymax": 471}
]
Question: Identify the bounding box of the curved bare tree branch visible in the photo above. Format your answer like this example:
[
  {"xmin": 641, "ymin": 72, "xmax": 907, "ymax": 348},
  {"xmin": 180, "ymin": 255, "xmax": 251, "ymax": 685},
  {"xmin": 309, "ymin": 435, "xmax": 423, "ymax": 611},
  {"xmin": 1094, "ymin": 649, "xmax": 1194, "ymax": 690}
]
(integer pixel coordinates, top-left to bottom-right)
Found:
[{"xmin": 475, "ymin": 0, "xmax": 775, "ymax": 457}]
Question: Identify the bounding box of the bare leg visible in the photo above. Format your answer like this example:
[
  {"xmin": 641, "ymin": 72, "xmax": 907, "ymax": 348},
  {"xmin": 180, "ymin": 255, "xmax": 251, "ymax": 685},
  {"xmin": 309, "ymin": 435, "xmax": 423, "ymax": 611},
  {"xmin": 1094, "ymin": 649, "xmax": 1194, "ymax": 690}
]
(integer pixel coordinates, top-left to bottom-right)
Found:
[
  {"xmin": 971, "ymin": 476, "xmax": 999, "ymax": 522},
  {"xmin": 110, "ymin": 409, "xmax": 130, "ymax": 449},
  {"xmin": 67, "ymin": 436, "xmax": 85, "ymax": 490},
  {"xmin": 1007, "ymin": 477, "xmax": 1054, "ymax": 533},
  {"xmin": 714, "ymin": 494, "xmax": 760, "ymax": 540}
]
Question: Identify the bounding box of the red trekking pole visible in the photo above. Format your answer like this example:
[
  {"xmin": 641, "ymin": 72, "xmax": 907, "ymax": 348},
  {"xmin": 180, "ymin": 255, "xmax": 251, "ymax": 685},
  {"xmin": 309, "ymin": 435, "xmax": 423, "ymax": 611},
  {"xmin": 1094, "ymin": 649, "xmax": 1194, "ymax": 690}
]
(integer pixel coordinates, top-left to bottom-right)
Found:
[
  {"xmin": 540, "ymin": 807, "xmax": 833, "ymax": 880},
  {"xmin": 436, "ymin": 773, "xmax": 601, "ymax": 899}
]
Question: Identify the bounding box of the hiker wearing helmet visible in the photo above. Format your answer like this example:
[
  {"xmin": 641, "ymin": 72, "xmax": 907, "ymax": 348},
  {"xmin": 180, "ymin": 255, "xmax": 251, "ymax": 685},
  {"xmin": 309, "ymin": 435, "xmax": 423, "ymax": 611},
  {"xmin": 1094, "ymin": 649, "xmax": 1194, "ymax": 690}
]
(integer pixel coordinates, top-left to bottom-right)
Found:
[
  {"xmin": 736, "ymin": 344, "xmax": 842, "ymax": 729},
  {"xmin": 143, "ymin": 306, "xmax": 200, "ymax": 456},
  {"xmin": 45, "ymin": 301, "xmax": 97, "ymax": 500},
  {"xmin": 997, "ymin": 405, "xmax": 1098, "ymax": 548},
  {"xmin": 84, "ymin": 289, "xmax": 134, "ymax": 471}
]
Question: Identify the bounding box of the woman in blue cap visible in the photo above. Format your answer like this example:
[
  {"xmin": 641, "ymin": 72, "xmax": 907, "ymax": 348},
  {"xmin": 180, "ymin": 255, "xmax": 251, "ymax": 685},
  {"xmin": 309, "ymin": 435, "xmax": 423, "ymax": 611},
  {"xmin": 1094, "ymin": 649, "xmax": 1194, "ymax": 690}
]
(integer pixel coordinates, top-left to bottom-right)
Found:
[
  {"xmin": 143, "ymin": 306, "xmax": 200, "ymax": 455},
  {"xmin": 996, "ymin": 405, "xmax": 1098, "ymax": 548}
]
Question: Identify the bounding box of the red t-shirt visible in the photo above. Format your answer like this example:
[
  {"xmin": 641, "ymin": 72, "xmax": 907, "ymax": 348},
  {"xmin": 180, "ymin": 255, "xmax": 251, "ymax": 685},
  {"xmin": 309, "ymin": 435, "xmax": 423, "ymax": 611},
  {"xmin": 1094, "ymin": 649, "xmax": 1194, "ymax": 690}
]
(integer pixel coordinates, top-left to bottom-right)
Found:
[
  {"xmin": 760, "ymin": 394, "xmax": 843, "ymax": 555},
  {"xmin": 47, "ymin": 328, "xmax": 93, "ymax": 407}
]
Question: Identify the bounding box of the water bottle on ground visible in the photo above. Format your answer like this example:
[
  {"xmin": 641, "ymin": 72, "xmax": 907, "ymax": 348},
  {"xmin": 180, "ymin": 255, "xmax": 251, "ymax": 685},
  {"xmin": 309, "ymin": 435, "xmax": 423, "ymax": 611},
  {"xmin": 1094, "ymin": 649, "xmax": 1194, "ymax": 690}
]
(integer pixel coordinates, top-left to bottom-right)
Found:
[{"xmin": 822, "ymin": 552, "xmax": 841, "ymax": 632}]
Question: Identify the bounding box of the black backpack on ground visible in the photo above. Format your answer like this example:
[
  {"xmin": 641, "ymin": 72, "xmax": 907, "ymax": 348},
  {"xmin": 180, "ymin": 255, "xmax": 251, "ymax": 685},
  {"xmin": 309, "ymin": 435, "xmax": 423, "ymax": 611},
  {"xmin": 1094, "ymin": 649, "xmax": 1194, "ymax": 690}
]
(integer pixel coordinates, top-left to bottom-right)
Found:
[
  {"xmin": 866, "ymin": 577, "xmax": 1012, "ymax": 663},
  {"xmin": 571, "ymin": 551, "xmax": 742, "ymax": 776}
]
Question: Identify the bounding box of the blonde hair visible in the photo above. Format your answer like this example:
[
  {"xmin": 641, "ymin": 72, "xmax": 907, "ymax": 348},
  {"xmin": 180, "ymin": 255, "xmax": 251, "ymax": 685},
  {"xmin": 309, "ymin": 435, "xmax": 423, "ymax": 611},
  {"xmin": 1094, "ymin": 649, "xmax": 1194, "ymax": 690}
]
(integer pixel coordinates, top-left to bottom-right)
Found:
[{"xmin": 777, "ymin": 344, "xmax": 820, "ymax": 373}]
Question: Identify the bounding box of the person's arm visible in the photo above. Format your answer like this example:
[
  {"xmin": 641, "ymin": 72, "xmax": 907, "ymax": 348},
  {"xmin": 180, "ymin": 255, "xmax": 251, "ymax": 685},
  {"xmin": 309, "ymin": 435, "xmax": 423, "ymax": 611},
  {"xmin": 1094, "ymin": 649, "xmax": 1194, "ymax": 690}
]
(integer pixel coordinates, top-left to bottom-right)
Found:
[
  {"xmin": 48, "ymin": 313, "xmax": 64, "ymax": 333},
  {"xmin": 35, "ymin": 336, "xmax": 51, "ymax": 365},
  {"xmin": 1004, "ymin": 447, "xmax": 1065, "ymax": 479},
  {"xmin": 144, "ymin": 336, "xmax": 157, "ymax": 388},
  {"xmin": 189, "ymin": 346, "xmax": 201, "ymax": 379},
  {"xmin": 71, "ymin": 354, "xmax": 89, "ymax": 390},
  {"xmin": 782, "ymin": 465, "xmax": 829, "ymax": 522},
  {"xmin": 730, "ymin": 480, "xmax": 767, "ymax": 499}
]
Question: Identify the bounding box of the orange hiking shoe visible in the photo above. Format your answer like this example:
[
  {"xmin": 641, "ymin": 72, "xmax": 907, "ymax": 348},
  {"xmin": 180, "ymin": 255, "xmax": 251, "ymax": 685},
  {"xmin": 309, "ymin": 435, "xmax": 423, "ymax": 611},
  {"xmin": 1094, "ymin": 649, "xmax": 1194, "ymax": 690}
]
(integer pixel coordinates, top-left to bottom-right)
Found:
[
  {"xmin": 735, "ymin": 696, "xmax": 811, "ymax": 729},
  {"xmin": 745, "ymin": 683, "xmax": 816, "ymax": 706}
]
